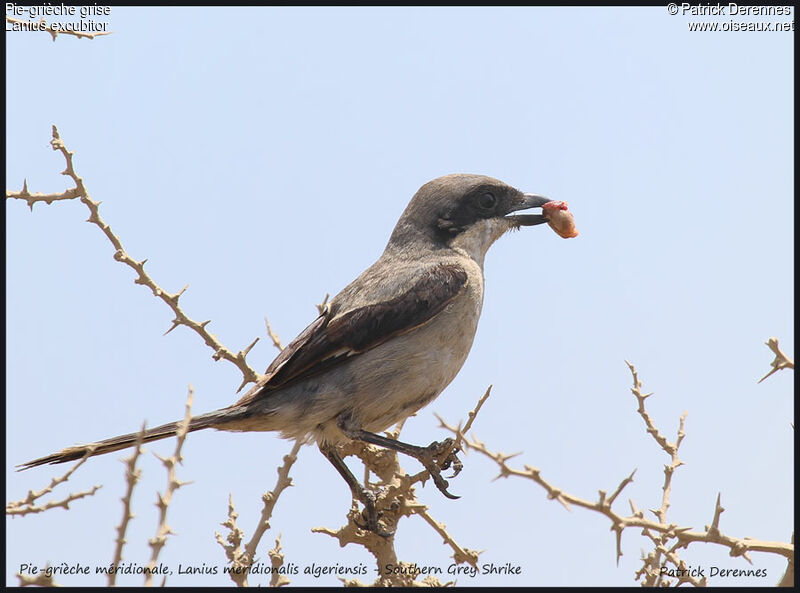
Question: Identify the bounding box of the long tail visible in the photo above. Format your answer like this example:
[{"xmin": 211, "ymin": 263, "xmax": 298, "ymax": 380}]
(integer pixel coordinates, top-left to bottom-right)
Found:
[{"xmin": 18, "ymin": 411, "xmax": 229, "ymax": 470}]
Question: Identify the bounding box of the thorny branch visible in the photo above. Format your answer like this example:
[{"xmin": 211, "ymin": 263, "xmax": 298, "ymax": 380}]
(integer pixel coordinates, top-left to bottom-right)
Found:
[
  {"xmin": 265, "ymin": 317, "xmax": 285, "ymax": 351},
  {"xmin": 8, "ymin": 128, "xmax": 792, "ymax": 586},
  {"xmin": 440, "ymin": 362, "xmax": 794, "ymax": 586},
  {"xmin": 311, "ymin": 396, "xmax": 488, "ymax": 586},
  {"xmin": 268, "ymin": 536, "xmax": 291, "ymax": 588},
  {"xmin": 144, "ymin": 387, "xmax": 194, "ymax": 586},
  {"xmin": 759, "ymin": 337, "xmax": 794, "ymax": 384},
  {"xmin": 7, "ymin": 450, "xmax": 101, "ymax": 517},
  {"xmin": 216, "ymin": 441, "xmax": 302, "ymax": 587},
  {"xmin": 6, "ymin": 126, "xmax": 264, "ymax": 392},
  {"xmin": 109, "ymin": 424, "xmax": 147, "ymax": 586}
]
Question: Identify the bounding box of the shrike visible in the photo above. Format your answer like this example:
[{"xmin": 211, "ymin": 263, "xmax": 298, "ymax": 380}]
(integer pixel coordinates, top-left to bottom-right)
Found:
[{"xmin": 21, "ymin": 173, "xmax": 557, "ymax": 534}]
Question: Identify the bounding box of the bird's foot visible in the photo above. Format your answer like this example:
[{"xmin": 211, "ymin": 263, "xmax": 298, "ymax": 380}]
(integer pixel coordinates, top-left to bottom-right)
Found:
[
  {"xmin": 417, "ymin": 438, "xmax": 462, "ymax": 499},
  {"xmin": 352, "ymin": 488, "xmax": 395, "ymax": 538},
  {"xmin": 434, "ymin": 438, "xmax": 463, "ymax": 478}
]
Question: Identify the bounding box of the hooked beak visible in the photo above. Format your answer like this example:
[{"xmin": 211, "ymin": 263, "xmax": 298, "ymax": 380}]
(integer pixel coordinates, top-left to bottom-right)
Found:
[{"xmin": 505, "ymin": 192, "xmax": 553, "ymax": 227}]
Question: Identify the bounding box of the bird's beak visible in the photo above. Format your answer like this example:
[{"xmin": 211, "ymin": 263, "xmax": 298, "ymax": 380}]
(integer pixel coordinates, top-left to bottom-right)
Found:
[{"xmin": 505, "ymin": 193, "xmax": 553, "ymax": 227}]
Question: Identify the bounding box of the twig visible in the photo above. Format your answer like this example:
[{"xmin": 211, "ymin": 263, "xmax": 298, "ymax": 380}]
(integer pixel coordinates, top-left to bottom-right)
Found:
[
  {"xmin": 7, "ymin": 449, "xmax": 101, "ymax": 516},
  {"xmin": 268, "ymin": 536, "xmax": 291, "ymax": 587},
  {"xmin": 265, "ymin": 318, "xmax": 284, "ymax": 351},
  {"xmin": 625, "ymin": 360, "xmax": 684, "ymax": 459},
  {"xmin": 414, "ymin": 506, "xmax": 480, "ymax": 567},
  {"xmin": 311, "ymin": 441, "xmax": 405, "ymax": 585},
  {"xmin": 144, "ymin": 387, "xmax": 194, "ymax": 586},
  {"xmin": 6, "ymin": 126, "xmax": 263, "ymax": 392},
  {"xmin": 435, "ymin": 385, "xmax": 491, "ymax": 459},
  {"xmin": 759, "ymin": 337, "xmax": 794, "ymax": 383},
  {"xmin": 313, "ymin": 411, "xmax": 482, "ymax": 586},
  {"xmin": 215, "ymin": 495, "xmax": 247, "ymax": 587},
  {"xmin": 217, "ymin": 440, "xmax": 302, "ymax": 586},
  {"xmin": 109, "ymin": 423, "xmax": 147, "ymax": 586},
  {"xmin": 622, "ymin": 362, "xmax": 690, "ymax": 576},
  {"xmin": 440, "ymin": 365, "xmax": 794, "ymax": 580},
  {"xmin": 460, "ymin": 435, "xmax": 792, "ymax": 560},
  {"xmin": 244, "ymin": 441, "xmax": 302, "ymax": 563}
]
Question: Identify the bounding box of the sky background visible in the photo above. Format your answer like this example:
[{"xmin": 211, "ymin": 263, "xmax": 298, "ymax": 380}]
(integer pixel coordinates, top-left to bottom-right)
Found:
[{"xmin": 5, "ymin": 6, "xmax": 794, "ymax": 587}]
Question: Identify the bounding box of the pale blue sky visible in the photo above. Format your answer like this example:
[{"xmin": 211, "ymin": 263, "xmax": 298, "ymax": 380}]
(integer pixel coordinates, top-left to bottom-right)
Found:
[{"xmin": 6, "ymin": 7, "xmax": 793, "ymax": 587}]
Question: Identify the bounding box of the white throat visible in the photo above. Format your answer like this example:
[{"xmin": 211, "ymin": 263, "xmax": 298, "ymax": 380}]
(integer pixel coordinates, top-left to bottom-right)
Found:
[{"xmin": 448, "ymin": 218, "xmax": 513, "ymax": 269}]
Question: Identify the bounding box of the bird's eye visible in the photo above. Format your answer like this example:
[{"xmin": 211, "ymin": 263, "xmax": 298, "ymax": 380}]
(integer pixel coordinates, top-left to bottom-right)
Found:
[{"xmin": 477, "ymin": 192, "xmax": 496, "ymax": 210}]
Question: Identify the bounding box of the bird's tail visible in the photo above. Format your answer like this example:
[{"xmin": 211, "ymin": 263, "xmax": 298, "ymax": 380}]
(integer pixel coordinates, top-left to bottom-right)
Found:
[{"xmin": 17, "ymin": 411, "xmax": 227, "ymax": 470}]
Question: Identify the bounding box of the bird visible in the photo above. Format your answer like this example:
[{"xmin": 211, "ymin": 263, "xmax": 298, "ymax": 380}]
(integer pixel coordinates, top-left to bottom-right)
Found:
[{"xmin": 20, "ymin": 173, "xmax": 555, "ymax": 534}]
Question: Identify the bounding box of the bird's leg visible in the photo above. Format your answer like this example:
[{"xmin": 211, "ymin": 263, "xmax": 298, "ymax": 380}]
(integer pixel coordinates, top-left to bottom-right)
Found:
[
  {"xmin": 318, "ymin": 443, "xmax": 394, "ymax": 537},
  {"xmin": 338, "ymin": 426, "xmax": 462, "ymax": 500}
]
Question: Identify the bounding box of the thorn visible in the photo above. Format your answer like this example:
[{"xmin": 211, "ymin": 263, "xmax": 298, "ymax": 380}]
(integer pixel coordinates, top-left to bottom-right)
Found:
[
  {"xmin": 164, "ymin": 321, "xmax": 180, "ymax": 336},
  {"xmin": 241, "ymin": 337, "xmax": 260, "ymax": 357},
  {"xmin": 316, "ymin": 293, "xmax": 330, "ymax": 315}
]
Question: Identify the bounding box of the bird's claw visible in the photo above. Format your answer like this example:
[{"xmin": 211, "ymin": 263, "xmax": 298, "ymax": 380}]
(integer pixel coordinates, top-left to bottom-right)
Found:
[
  {"xmin": 436, "ymin": 441, "xmax": 463, "ymax": 478},
  {"xmin": 445, "ymin": 451, "xmax": 463, "ymax": 479},
  {"xmin": 353, "ymin": 489, "xmax": 394, "ymax": 538},
  {"xmin": 429, "ymin": 467, "xmax": 460, "ymax": 500},
  {"xmin": 421, "ymin": 438, "xmax": 462, "ymax": 499}
]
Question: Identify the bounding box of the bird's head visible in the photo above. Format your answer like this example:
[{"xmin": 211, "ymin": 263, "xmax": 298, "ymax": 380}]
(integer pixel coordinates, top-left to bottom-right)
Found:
[{"xmin": 387, "ymin": 174, "xmax": 553, "ymax": 264}]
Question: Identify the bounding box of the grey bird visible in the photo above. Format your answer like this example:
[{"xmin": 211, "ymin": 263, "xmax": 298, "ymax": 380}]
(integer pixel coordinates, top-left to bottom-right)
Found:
[{"xmin": 20, "ymin": 173, "xmax": 554, "ymax": 534}]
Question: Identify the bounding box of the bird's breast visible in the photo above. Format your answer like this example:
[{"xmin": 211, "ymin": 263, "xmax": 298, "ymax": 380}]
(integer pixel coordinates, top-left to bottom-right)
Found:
[{"xmin": 350, "ymin": 258, "xmax": 485, "ymax": 432}]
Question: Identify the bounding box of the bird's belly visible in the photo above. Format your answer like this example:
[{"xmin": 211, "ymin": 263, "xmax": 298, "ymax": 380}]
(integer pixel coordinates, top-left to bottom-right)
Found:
[
  {"xmin": 313, "ymin": 290, "xmax": 482, "ymax": 443},
  {"xmin": 361, "ymin": 274, "xmax": 483, "ymax": 430}
]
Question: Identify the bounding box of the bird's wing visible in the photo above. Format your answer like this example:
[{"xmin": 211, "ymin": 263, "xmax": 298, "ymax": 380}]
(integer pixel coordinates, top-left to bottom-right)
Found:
[{"xmin": 234, "ymin": 263, "xmax": 468, "ymax": 406}]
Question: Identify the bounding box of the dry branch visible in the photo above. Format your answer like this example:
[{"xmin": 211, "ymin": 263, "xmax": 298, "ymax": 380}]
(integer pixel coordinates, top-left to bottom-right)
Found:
[
  {"xmin": 144, "ymin": 387, "xmax": 194, "ymax": 586},
  {"xmin": 759, "ymin": 337, "xmax": 794, "ymax": 383},
  {"xmin": 6, "ymin": 126, "xmax": 264, "ymax": 392},
  {"xmin": 109, "ymin": 424, "xmax": 147, "ymax": 586},
  {"xmin": 216, "ymin": 440, "xmax": 302, "ymax": 586},
  {"xmin": 268, "ymin": 536, "xmax": 291, "ymax": 587},
  {"xmin": 7, "ymin": 449, "xmax": 101, "ymax": 516},
  {"xmin": 440, "ymin": 363, "xmax": 794, "ymax": 586},
  {"xmin": 312, "ymin": 394, "xmax": 491, "ymax": 586}
]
